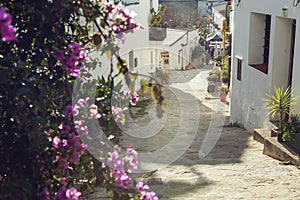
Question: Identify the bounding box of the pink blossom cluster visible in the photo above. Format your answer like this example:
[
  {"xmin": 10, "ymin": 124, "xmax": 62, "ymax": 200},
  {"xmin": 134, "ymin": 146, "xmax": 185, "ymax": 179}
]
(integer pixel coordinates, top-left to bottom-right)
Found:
[
  {"xmin": 104, "ymin": 145, "xmax": 158, "ymax": 198},
  {"xmin": 73, "ymin": 97, "xmax": 102, "ymax": 119},
  {"xmin": 53, "ymin": 186, "xmax": 81, "ymax": 200},
  {"xmin": 52, "ymin": 123, "xmax": 87, "ymax": 170},
  {"xmin": 52, "ymin": 98, "xmax": 102, "ymax": 169},
  {"xmin": 73, "ymin": 97, "xmax": 101, "ymax": 135},
  {"xmin": 55, "ymin": 42, "xmax": 86, "ymax": 77},
  {"xmin": 107, "ymin": 145, "xmax": 138, "ymax": 173},
  {"xmin": 0, "ymin": 7, "xmax": 17, "ymax": 42},
  {"xmin": 136, "ymin": 182, "xmax": 158, "ymax": 200},
  {"xmin": 111, "ymin": 105, "xmax": 127, "ymax": 123},
  {"xmin": 125, "ymin": 91, "xmax": 139, "ymax": 106},
  {"xmin": 49, "ymin": 98, "xmax": 102, "ymax": 198},
  {"xmin": 105, "ymin": 145, "xmax": 138, "ymax": 189},
  {"xmin": 100, "ymin": 2, "xmax": 140, "ymax": 43}
]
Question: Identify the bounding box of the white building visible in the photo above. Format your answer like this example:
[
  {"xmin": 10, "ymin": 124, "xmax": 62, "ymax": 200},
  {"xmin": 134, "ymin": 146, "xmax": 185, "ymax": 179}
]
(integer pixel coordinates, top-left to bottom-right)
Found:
[
  {"xmin": 198, "ymin": 1, "xmax": 211, "ymax": 17},
  {"xmin": 230, "ymin": 0, "xmax": 300, "ymax": 131},
  {"xmin": 212, "ymin": 3, "xmax": 226, "ymax": 30},
  {"xmin": 91, "ymin": 0, "xmax": 200, "ymax": 87}
]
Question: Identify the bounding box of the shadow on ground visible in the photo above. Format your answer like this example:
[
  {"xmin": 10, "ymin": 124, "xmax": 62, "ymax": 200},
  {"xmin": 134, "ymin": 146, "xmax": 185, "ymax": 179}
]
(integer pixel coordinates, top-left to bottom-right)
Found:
[
  {"xmin": 120, "ymin": 85, "xmax": 252, "ymax": 199},
  {"xmin": 87, "ymin": 68, "xmax": 252, "ymax": 200}
]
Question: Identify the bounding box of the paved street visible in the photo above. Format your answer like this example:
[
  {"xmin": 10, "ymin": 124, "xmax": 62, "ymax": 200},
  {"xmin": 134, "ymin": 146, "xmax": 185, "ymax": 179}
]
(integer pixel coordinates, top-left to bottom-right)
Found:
[{"xmin": 90, "ymin": 66, "xmax": 300, "ymax": 200}]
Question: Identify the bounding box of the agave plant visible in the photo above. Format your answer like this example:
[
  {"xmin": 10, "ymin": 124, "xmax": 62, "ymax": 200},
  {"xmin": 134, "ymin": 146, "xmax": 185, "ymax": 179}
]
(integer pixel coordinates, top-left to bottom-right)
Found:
[
  {"xmin": 264, "ymin": 86, "xmax": 298, "ymax": 135},
  {"xmin": 150, "ymin": 4, "xmax": 167, "ymax": 27}
]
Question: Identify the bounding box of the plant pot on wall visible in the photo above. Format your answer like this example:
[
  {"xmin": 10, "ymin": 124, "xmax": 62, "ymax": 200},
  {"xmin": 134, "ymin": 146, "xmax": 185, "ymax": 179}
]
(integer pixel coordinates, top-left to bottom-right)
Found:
[
  {"xmin": 149, "ymin": 27, "xmax": 167, "ymax": 41},
  {"xmin": 207, "ymin": 82, "xmax": 216, "ymax": 93},
  {"xmin": 219, "ymin": 86, "xmax": 229, "ymax": 102},
  {"xmin": 149, "ymin": 4, "xmax": 167, "ymax": 41},
  {"xmin": 271, "ymin": 128, "xmax": 283, "ymax": 142},
  {"xmin": 220, "ymin": 93, "xmax": 227, "ymax": 102},
  {"xmin": 271, "ymin": 128, "xmax": 278, "ymax": 137}
]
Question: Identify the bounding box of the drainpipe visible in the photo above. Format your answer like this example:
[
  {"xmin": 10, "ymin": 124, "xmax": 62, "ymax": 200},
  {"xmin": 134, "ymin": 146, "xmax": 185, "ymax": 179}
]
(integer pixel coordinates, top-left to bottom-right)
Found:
[{"xmin": 181, "ymin": 31, "xmax": 189, "ymax": 70}]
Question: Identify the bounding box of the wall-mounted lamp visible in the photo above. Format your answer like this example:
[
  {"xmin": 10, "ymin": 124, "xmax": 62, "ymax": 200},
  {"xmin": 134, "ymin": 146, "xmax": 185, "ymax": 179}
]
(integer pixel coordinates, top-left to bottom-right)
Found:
[
  {"xmin": 293, "ymin": 0, "xmax": 300, "ymax": 7},
  {"xmin": 237, "ymin": 0, "xmax": 241, "ymax": 7},
  {"xmin": 282, "ymin": 7, "xmax": 288, "ymax": 17}
]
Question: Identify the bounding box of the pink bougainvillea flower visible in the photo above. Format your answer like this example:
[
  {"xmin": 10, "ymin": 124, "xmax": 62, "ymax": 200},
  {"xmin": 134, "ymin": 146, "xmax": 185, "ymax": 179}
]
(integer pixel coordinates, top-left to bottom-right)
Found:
[
  {"xmin": 52, "ymin": 136, "xmax": 61, "ymax": 149},
  {"xmin": 53, "ymin": 186, "xmax": 67, "ymax": 200},
  {"xmin": 38, "ymin": 187, "xmax": 50, "ymax": 200},
  {"xmin": 66, "ymin": 187, "xmax": 81, "ymax": 200},
  {"xmin": 75, "ymin": 123, "xmax": 88, "ymax": 135},
  {"xmin": 136, "ymin": 181, "xmax": 149, "ymax": 192},
  {"xmin": 58, "ymin": 123, "xmax": 71, "ymax": 135},
  {"xmin": 140, "ymin": 191, "xmax": 158, "ymax": 200},
  {"xmin": 116, "ymin": 33, "xmax": 126, "ymax": 43},
  {"xmin": 125, "ymin": 148, "xmax": 138, "ymax": 172},
  {"xmin": 55, "ymin": 42, "xmax": 86, "ymax": 77},
  {"xmin": 68, "ymin": 42, "xmax": 82, "ymax": 56},
  {"xmin": 125, "ymin": 91, "xmax": 139, "ymax": 106},
  {"xmin": 111, "ymin": 106, "xmax": 127, "ymax": 123},
  {"xmin": 0, "ymin": 7, "xmax": 18, "ymax": 42},
  {"xmin": 130, "ymin": 92, "xmax": 139, "ymax": 106},
  {"xmin": 58, "ymin": 157, "xmax": 69, "ymax": 170},
  {"xmin": 64, "ymin": 105, "xmax": 74, "ymax": 120},
  {"xmin": 110, "ymin": 170, "xmax": 131, "ymax": 189},
  {"xmin": 77, "ymin": 98, "xmax": 89, "ymax": 107},
  {"xmin": 90, "ymin": 104, "xmax": 101, "ymax": 119}
]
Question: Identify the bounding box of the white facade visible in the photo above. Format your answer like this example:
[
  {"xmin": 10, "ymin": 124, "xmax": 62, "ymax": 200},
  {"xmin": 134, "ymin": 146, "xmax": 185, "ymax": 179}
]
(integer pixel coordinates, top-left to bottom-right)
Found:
[
  {"xmin": 198, "ymin": 1, "xmax": 210, "ymax": 17},
  {"xmin": 160, "ymin": 29, "xmax": 200, "ymax": 70},
  {"xmin": 212, "ymin": 4, "xmax": 226, "ymax": 30},
  {"xmin": 91, "ymin": 0, "xmax": 199, "ymax": 91},
  {"xmin": 230, "ymin": 0, "xmax": 300, "ymax": 131}
]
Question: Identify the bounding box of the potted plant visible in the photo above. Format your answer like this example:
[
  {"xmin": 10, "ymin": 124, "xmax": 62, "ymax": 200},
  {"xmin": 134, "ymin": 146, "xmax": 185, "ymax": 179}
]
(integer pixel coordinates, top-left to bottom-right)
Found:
[
  {"xmin": 282, "ymin": 114, "xmax": 300, "ymax": 142},
  {"xmin": 207, "ymin": 81, "xmax": 216, "ymax": 93},
  {"xmin": 263, "ymin": 86, "xmax": 297, "ymax": 142},
  {"xmin": 149, "ymin": 4, "xmax": 167, "ymax": 41},
  {"xmin": 283, "ymin": 114, "xmax": 300, "ymax": 154},
  {"xmin": 221, "ymin": 66, "xmax": 229, "ymax": 83},
  {"xmin": 150, "ymin": 4, "xmax": 166, "ymax": 27},
  {"xmin": 219, "ymin": 86, "xmax": 229, "ymax": 102}
]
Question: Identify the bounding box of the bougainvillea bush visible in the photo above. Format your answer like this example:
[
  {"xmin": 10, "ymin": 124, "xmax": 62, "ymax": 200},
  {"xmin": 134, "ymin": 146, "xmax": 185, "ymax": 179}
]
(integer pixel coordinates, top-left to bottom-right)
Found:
[{"xmin": 0, "ymin": 0, "xmax": 158, "ymax": 199}]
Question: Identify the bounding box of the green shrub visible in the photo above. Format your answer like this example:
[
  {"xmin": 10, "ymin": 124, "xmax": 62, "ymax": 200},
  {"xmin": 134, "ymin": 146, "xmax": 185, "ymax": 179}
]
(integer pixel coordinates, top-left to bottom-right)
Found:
[
  {"xmin": 283, "ymin": 114, "xmax": 300, "ymax": 142},
  {"xmin": 207, "ymin": 73, "xmax": 218, "ymax": 82},
  {"xmin": 221, "ymin": 67, "xmax": 229, "ymax": 83}
]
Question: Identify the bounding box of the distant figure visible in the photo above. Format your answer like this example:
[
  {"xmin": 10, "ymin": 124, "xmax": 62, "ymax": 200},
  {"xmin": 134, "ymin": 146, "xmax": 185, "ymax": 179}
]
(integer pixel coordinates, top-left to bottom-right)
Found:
[
  {"xmin": 210, "ymin": 47, "xmax": 214, "ymax": 60},
  {"xmin": 206, "ymin": 51, "xmax": 209, "ymax": 65}
]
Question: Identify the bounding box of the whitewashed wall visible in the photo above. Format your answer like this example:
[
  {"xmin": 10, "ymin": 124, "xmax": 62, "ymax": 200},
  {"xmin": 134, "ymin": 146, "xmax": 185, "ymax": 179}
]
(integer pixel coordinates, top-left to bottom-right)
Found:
[
  {"xmin": 90, "ymin": 0, "xmax": 160, "ymax": 89},
  {"xmin": 230, "ymin": 0, "xmax": 300, "ymax": 131},
  {"xmin": 212, "ymin": 7, "xmax": 225, "ymax": 29}
]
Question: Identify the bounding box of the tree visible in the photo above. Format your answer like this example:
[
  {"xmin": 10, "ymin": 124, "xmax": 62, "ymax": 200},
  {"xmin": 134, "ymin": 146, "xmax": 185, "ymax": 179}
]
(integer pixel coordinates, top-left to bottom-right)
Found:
[{"xmin": 0, "ymin": 1, "xmax": 158, "ymax": 199}]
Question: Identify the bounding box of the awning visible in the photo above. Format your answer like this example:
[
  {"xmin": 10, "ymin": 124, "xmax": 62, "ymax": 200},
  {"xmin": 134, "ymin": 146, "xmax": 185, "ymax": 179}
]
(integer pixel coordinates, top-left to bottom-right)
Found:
[{"xmin": 206, "ymin": 33, "xmax": 222, "ymax": 42}]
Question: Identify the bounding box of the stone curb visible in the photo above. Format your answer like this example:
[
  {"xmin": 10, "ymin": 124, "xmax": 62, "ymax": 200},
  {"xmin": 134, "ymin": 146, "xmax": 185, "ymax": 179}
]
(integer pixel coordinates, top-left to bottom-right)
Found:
[{"xmin": 253, "ymin": 128, "xmax": 300, "ymax": 165}]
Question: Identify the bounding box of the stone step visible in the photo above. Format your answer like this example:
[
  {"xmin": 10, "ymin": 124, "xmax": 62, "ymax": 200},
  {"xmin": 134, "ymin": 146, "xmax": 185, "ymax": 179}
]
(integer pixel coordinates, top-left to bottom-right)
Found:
[{"xmin": 253, "ymin": 128, "xmax": 300, "ymax": 166}]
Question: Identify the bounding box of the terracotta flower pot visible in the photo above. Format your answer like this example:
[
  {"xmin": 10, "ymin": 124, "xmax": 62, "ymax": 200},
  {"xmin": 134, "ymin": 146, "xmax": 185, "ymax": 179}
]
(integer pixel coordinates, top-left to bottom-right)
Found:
[
  {"xmin": 220, "ymin": 94, "xmax": 227, "ymax": 102},
  {"xmin": 271, "ymin": 128, "xmax": 278, "ymax": 137}
]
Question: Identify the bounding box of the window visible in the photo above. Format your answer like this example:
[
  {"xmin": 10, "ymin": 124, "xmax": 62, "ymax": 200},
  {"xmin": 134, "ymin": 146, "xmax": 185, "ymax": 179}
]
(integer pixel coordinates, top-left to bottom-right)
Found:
[
  {"xmin": 114, "ymin": 0, "xmax": 139, "ymax": 6},
  {"xmin": 134, "ymin": 57, "xmax": 138, "ymax": 68},
  {"xmin": 248, "ymin": 13, "xmax": 271, "ymax": 74},
  {"xmin": 161, "ymin": 51, "xmax": 169, "ymax": 65},
  {"xmin": 263, "ymin": 15, "xmax": 271, "ymax": 65},
  {"xmin": 237, "ymin": 58, "xmax": 242, "ymax": 81}
]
